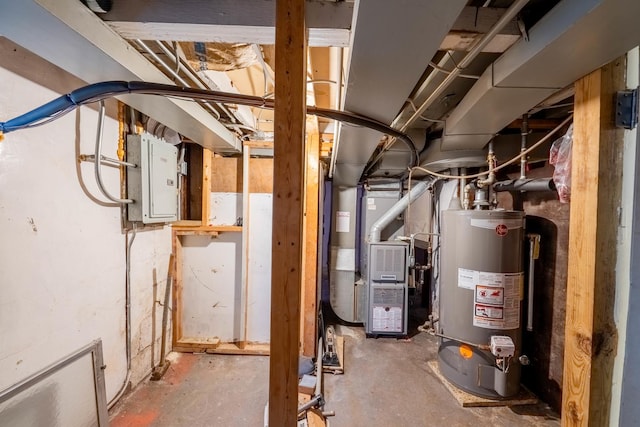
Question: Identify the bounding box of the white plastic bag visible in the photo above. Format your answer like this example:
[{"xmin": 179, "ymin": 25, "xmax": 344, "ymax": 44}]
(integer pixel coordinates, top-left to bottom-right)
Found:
[{"xmin": 549, "ymin": 124, "xmax": 573, "ymax": 203}]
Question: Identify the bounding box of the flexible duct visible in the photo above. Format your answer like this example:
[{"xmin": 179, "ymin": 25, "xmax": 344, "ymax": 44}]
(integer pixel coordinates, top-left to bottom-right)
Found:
[{"xmin": 369, "ymin": 179, "xmax": 434, "ymax": 243}]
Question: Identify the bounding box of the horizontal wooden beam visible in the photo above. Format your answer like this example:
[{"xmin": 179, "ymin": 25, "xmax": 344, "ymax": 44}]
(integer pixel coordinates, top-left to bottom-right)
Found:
[
  {"xmin": 174, "ymin": 341, "xmax": 270, "ymax": 355},
  {"xmin": 507, "ymin": 118, "xmax": 565, "ymax": 130}
]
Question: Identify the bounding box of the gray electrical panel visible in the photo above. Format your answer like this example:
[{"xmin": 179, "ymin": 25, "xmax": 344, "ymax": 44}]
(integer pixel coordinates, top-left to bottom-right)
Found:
[
  {"xmin": 127, "ymin": 133, "xmax": 178, "ymax": 224},
  {"xmin": 364, "ymin": 241, "xmax": 409, "ymax": 337}
]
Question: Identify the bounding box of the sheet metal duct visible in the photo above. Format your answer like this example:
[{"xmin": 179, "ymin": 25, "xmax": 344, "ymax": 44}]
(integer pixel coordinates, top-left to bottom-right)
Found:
[
  {"xmin": 1, "ymin": 0, "xmax": 240, "ymax": 153},
  {"xmin": 332, "ymin": 0, "xmax": 467, "ymax": 186},
  {"xmin": 441, "ymin": 0, "xmax": 640, "ymax": 150}
]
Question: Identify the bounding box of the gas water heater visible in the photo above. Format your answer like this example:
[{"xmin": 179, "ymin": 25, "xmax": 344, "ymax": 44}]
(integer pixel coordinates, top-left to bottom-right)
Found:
[{"xmin": 438, "ymin": 209, "xmax": 525, "ymax": 398}]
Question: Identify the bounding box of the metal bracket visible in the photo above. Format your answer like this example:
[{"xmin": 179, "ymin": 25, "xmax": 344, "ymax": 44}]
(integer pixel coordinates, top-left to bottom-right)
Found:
[{"xmin": 615, "ymin": 88, "xmax": 638, "ymax": 129}]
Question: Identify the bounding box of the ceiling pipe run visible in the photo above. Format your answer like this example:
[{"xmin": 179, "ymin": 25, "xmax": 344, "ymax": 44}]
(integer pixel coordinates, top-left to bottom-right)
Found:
[
  {"xmin": 399, "ymin": 0, "xmax": 530, "ymax": 133},
  {"xmin": 441, "ymin": 0, "xmax": 640, "ymax": 151},
  {"xmin": 365, "ymin": 0, "xmax": 530, "ymax": 176}
]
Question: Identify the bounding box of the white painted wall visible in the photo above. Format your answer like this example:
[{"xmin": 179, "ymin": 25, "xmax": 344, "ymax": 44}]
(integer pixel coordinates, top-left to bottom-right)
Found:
[
  {"xmin": 610, "ymin": 47, "xmax": 639, "ymax": 427},
  {"xmin": 0, "ymin": 42, "xmax": 171, "ymax": 402},
  {"xmin": 179, "ymin": 192, "xmax": 272, "ymax": 343}
]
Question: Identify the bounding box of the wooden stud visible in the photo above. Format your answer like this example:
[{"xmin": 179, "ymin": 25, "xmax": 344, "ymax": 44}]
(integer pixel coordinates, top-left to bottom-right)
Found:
[
  {"xmin": 561, "ymin": 57, "xmax": 625, "ymax": 427},
  {"xmin": 301, "ymin": 133, "xmax": 320, "ymax": 357},
  {"xmin": 201, "ymin": 148, "xmax": 212, "ymax": 225},
  {"xmin": 172, "ymin": 229, "xmax": 183, "ymax": 348},
  {"xmin": 270, "ymin": 0, "xmax": 306, "ymax": 424},
  {"xmin": 241, "ymin": 143, "xmax": 251, "ymax": 349}
]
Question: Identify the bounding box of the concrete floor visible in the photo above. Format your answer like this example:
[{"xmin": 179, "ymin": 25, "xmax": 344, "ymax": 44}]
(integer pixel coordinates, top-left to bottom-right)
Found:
[{"xmin": 110, "ymin": 326, "xmax": 560, "ymax": 427}]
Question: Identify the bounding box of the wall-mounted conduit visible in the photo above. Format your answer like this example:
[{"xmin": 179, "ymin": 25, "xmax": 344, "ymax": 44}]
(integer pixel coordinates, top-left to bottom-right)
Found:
[{"xmin": 0, "ymin": 81, "xmax": 419, "ymax": 170}]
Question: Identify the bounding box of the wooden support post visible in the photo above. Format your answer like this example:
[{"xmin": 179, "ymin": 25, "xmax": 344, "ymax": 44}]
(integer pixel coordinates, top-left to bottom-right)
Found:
[
  {"xmin": 201, "ymin": 148, "xmax": 212, "ymax": 225},
  {"xmin": 240, "ymin": 143, "xmax": 251, "ymax": 349},
  {"xmin": 270, "ymin": 0, "xmax": 306, "ymax": 425},
  {"xmin": 171, "ymin": 229, "xmax": 183, "ymax": 349},
  {"xmin": 561, "ymin": 57, "xmax": 625, "ymax": 426},
  {"xmin": 301, "ymin": 133, "xmax": 320, "ymax": 357}
]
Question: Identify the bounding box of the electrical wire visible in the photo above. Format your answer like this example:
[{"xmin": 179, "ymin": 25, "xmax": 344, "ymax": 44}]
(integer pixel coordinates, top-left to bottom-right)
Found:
[
  {"xmin": 108, "ymin": 223, "xmax": 137, "ymax": 409},
  {"xmin": 0, "ymin": 80, "xmax": 419, "ymax": 168}
]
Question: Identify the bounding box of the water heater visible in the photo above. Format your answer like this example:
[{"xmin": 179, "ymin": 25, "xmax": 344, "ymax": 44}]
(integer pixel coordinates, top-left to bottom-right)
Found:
[{"xmin": 438, "ymin": 209, "xmax": 524, "ymax": 398}]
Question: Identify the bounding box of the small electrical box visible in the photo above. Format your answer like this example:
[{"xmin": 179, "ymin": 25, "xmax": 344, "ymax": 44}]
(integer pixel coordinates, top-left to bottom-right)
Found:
[
  {"xmin": 490, "ymin": 336, "xmax": 515, "ymax": 358},
  {"xmin": 127, "ymin": 133, "xmax": 178, "ymax": 224}
]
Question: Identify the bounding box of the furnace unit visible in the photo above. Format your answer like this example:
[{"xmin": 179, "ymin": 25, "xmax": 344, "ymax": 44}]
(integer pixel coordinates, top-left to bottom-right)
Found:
[{"xmin": 364, "ymin": 241, "xmax": 409, "ymax": 337}]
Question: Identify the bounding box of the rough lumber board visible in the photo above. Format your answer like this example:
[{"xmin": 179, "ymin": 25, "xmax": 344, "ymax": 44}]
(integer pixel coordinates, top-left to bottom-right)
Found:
[
  {"xmin": 427, "ymin": 361, "xmax": 538, "ymax": 407},
  {"xmin": 173, "ymin": 340, "xmax": 270, "ymax": 355},
  {"xmin": 202, "ymin": 148, "xmax": 212, "ymax": 225},
  {"xmin": 270, "ymin": 0, "xmax": 307, "ymax": 425},
  {"xmin": 241, "ymin": 144, "xmax": 251, "ymax": 350},
  {"xmin": 561, "ymin": 58, "xmax": 625, "ymax": 427},
  {"xmin": 173, "ymin": 225, "xmax": 242, "ymax": 234},
  {"xmin": 172, "ymin": 229, "xmax": 183, "ymax": 347},
  {"xmin": 244, "ymin": 140, "xmax": 275, "ymax": 149},
  {"xmin": 301, "ymin": 133, "xmax": 320, "ymax": 357}
]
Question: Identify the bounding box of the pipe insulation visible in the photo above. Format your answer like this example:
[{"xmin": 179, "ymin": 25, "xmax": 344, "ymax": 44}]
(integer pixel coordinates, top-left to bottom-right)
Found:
[
  {"xmin": 0, "ymin": 80, "xmax": 419, "ymax": 168},
  {"xmin": 369, "ymin": 179, "xmax": 434, "ymax": 243},
  {"xmin": 493, "ymin": 178, "xmax": 556, "ymax": 192}
]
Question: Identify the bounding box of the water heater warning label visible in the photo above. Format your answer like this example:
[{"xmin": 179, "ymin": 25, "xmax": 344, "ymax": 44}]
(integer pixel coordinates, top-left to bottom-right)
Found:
[
  {"xmin": 476, "ymin": 285, "xmax": 504, "ymax": 305},
  {"xmin": 458, "ymin": 269, "xmax": 523, "ymax": 330}
]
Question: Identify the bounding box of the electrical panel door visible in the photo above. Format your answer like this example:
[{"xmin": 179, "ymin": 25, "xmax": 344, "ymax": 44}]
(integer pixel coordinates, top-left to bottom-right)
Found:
[{"xmin": 127, "ymin": 133, "xmax": 178, "ymax": 224}]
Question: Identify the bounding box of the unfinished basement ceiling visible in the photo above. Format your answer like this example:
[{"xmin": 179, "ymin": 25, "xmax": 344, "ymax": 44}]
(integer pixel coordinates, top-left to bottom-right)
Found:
[{"xmin": 7, "ymin": 0, "xmax": 640, "ymax": 183}]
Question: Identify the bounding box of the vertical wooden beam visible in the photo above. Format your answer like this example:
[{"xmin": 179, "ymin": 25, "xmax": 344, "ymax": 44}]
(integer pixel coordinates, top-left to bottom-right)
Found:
[
  {"xmin": 270, "ymin": 0, "xmax": 306, "ymax": 425},
  {"xmin": 201, "ymin": 148, "xmax": 212, "ymax": 225},
  {"xmin": 171, "ymin": 230, "xmax": 183, "ymax": 347},
  {"xmin": 240, "ymin": 143, "xmax": 251, "ymax": 349},
  {"xmin": 301, "ymin": 133, "xmax": 320, "ymax": 357},
  {"xmin": 562, "ymin": 57, "xmax": 625, "ymax": 427}
]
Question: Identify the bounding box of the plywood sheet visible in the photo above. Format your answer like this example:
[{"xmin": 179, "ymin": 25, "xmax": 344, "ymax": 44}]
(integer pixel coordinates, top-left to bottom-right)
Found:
[
  {"xmin": 427, "ymin": 361, "xmax": 538, "ymax": 408},
  {"xmin": 249, "ymin": 158, "xmax": 273, "ymax": 193},
  {"xmin": 211, "ymin": 157, "xmax": 242, "ymax": 193}
]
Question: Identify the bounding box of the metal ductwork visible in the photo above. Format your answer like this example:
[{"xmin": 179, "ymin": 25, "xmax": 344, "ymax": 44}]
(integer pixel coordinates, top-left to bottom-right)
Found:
[
  {"xmin": 441, "ymin": 0, "xmax": 640, "ymax": 150},
  {"xmin": 332, "ymin": 0, "xmax": 467, "ymax": 186},
  {"xmin": 369, "ymin": 179, "xmax": 433, "ymax": 243},
  {"xmin": 1, "ymin": 0, "xmax": 240, "ymax": 153}
]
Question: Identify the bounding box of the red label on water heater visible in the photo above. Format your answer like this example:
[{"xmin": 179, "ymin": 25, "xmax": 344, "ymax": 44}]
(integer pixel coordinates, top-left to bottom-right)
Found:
[{"xmin": 495, "ymin": 224, "xmax": 508, "ymax": 236}]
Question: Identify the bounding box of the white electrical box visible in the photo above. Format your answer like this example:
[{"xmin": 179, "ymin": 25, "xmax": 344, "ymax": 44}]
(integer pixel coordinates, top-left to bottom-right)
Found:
[{"xmin": 127, "ymin": 133, "xmax": 178, "ymax": 224}]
